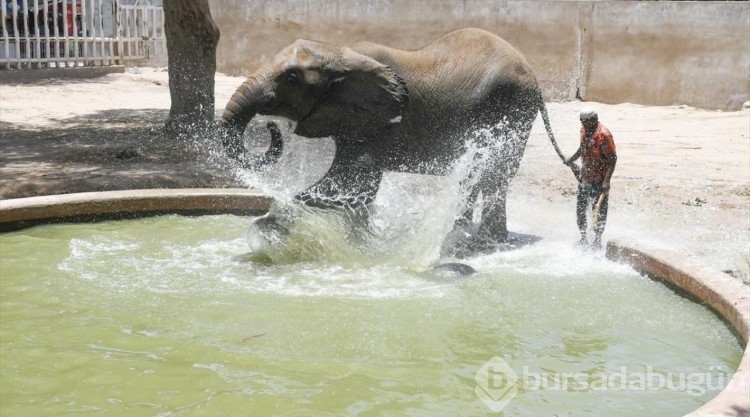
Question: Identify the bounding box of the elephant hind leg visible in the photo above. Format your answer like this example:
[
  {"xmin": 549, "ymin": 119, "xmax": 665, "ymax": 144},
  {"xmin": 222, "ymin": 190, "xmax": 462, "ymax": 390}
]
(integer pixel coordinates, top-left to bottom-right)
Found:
[
  {"xmin": 474, "ymin": 179, "xmax": 510, "ymax": 243},
  {"xmin": 466, "ymin": 111, "xmax": 535, "ymax": 247},
  {"xmin": 455, "ymin": 181, "xmax": 480, "ymax": 228}
]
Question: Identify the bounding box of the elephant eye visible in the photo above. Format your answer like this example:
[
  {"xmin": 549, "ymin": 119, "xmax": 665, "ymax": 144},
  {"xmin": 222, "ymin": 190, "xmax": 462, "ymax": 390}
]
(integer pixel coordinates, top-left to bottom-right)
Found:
[{"xmin": 286, "ymin": 72, "xmax": 299, "ymax": 86}]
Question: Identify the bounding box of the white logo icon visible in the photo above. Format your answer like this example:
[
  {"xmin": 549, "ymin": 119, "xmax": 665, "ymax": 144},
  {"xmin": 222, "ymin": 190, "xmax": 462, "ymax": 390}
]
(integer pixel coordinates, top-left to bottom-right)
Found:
[{"xmin": 475, "ymin": 356, "xmax": 519, "ymax": 412}]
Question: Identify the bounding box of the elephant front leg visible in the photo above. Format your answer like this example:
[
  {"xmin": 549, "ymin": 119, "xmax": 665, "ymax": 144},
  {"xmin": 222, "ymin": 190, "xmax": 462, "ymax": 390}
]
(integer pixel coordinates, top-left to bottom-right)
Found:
[{"xmin": 295, "ymin": 146, "xmax": 384, "ymax": 217}]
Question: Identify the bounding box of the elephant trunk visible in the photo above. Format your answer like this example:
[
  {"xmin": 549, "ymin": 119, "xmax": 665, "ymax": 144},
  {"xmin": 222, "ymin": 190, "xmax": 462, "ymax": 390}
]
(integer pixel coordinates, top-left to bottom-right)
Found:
[{"xmin": 221, "ymin": 76, "xmax": 270, "ymax": 164}]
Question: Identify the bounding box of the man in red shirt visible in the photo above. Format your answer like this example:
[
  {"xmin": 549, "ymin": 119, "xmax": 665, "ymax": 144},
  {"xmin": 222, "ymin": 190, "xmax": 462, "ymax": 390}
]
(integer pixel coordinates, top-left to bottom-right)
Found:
[{"xmin": 565, "ymin": 107, "xmax": 617, "ymax": 248}]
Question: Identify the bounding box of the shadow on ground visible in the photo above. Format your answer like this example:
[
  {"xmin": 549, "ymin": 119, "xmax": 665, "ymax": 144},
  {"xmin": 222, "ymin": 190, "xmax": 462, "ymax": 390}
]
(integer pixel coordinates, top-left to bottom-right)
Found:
[{"xmin": 0, "ymin": 109, "xmax": 244, "ymax": 199}]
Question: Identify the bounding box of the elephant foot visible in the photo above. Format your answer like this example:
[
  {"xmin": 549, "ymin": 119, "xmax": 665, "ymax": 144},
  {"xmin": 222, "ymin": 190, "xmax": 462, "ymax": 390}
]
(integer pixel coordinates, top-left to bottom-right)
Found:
[
  {"xmin": 441, "ymin": 223, "xmax": 502, "ymax": 259},
  {"xmin": 246, "ymin": 213, "xmax": 290, "ymax": 253},
  {"xmin": 443, "ymin": 227, "xmax": 544, "ymax": 258},
  {"xmin": 433, "ymin": 262, "xmax": 477, "ymax": 276},
  {"xmin": 453, "ymin": 235, "xmax": 504, "ymax": 259},
  {"xmin": 246, "ymin": 202, "xmax": 301, "ymax": 253},
  {"xmin": 440, "ymin": 222, "xmax": 548, "ymax": 259}
]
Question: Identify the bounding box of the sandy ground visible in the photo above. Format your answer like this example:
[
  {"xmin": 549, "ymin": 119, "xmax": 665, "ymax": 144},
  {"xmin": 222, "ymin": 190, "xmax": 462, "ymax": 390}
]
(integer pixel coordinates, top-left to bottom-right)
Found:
[{"xmin": 1, "ymin": 68, "xmax": 748, "ymax": 280}]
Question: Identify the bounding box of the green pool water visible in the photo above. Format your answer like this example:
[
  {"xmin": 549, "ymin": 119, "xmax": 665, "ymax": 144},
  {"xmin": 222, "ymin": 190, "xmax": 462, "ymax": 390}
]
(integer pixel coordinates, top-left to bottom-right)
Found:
[{"xmin": 0, "ymin": 215, "xmax": 741, "ymax": 416}]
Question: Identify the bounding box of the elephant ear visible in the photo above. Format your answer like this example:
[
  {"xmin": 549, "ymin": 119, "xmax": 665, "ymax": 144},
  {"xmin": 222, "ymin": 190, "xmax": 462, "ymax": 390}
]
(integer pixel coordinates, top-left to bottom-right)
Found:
[{"xmin": 296, "ymin": 47, "xmax": 409, "ymax": 138}]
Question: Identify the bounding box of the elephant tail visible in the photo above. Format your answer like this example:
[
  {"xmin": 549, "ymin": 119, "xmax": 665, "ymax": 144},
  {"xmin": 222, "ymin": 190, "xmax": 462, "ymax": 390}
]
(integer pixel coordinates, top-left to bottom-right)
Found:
[{"xmin": 539, "ymin": 100, "xmax": 581, "ymax": 181}]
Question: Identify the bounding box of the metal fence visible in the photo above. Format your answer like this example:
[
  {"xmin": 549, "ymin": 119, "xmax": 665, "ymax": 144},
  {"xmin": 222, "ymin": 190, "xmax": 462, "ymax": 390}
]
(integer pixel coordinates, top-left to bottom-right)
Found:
[{"xmin": 1, "ymin": 0, "xmax": 165, "ymax": 70}]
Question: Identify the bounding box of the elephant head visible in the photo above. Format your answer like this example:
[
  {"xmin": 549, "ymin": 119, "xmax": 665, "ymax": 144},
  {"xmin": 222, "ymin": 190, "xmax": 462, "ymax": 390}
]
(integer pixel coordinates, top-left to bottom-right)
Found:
[{"xmin": 221, "ymin": 40, "xmax": 409, "ymax": 165}]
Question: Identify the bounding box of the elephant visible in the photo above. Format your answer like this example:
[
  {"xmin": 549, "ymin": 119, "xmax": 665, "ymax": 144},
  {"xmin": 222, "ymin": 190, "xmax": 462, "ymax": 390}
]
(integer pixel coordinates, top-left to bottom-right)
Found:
[{"xmin": 221, "ymin": 28, "xmax": 566, "ymax": 252}]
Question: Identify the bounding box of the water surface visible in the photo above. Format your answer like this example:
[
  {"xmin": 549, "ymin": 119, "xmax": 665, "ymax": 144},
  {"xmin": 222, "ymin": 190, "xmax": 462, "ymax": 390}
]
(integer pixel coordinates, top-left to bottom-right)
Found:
[{"xmin": 0, "ymin": 215, "xmax": 741, "ymax": 416}]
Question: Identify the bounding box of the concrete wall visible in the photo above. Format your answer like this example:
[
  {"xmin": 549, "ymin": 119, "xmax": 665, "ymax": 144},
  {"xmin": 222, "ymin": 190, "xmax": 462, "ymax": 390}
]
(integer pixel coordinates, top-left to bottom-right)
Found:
[
  {"xmin": 586, "ymin": 2, "xmax": 749, "ymax": 110},
  {"xmin": 210, "ymin": 1, "xmax": 749, "ymax": 111}
]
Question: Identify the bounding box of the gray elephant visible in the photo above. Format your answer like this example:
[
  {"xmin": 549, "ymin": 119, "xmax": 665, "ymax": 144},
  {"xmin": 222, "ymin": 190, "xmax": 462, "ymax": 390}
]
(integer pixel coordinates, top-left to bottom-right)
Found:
[{"xmin": 222, "ymin": 28, "xmax": 566, "ymax": 252}]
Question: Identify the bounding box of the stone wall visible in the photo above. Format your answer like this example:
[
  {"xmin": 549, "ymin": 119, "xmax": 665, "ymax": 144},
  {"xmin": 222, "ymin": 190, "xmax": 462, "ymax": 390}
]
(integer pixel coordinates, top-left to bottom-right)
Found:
[{"xmin": 210, "ymin": 0, "xmax": 749, "ymax": 110}]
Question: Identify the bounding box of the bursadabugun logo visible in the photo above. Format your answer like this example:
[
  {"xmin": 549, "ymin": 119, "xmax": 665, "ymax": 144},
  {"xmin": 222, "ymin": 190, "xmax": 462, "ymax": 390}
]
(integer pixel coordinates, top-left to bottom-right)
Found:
[
  {"xmin": 474, "ymin": 356, "xmax": 733, "ymax": 413},
  {"xmin": 474, "ymin": 356, "xmax": 519, "ymax": 412}
]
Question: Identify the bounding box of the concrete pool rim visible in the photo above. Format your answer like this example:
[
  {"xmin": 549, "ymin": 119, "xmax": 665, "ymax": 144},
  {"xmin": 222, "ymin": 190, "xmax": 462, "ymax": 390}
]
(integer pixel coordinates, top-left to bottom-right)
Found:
[
  {"xmin": 0, "ymin": 188, "xmax": 273, "ymax": 232},
  {"xmin": 606, "ymin": 243, "xmax": 749, "ymax": 417},
  {"xmin": 0, "ymin": 188, "xmax": 748, "ymax": 416}
]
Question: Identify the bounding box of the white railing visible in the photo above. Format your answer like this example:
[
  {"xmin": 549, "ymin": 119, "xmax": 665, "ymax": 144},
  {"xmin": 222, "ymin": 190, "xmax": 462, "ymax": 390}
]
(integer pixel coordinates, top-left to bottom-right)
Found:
[{"xmin": 0, "ymin": 0, "xmax": 165, "ymax": 70}]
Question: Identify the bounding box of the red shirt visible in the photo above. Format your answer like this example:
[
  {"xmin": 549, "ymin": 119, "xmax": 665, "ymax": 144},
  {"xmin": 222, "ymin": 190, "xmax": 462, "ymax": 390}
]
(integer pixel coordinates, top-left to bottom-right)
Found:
[{"xmin": 580, "ymin": 123, "xmax": 616, "ymax": 184}]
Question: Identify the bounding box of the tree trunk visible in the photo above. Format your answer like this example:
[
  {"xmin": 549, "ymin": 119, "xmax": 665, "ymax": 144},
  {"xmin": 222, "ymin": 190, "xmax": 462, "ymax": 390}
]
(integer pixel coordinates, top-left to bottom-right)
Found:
[{"xmin": 163, "ymin": 0, "xmax": 220, "ymax": 138}]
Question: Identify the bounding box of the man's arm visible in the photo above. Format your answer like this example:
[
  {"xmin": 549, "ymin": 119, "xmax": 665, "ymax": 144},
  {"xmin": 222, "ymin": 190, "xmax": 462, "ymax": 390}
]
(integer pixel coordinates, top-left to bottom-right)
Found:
[
  {"xmin": 565, "ymin": 146, "xmax": 583, "ymax": 165},
  {"xmin": 601, "ymin": 153, "xmax": 617, "ymax": 192},
  {"xmin": 600, "ymin": 129, "xmax": 617, "ymax": 192}
]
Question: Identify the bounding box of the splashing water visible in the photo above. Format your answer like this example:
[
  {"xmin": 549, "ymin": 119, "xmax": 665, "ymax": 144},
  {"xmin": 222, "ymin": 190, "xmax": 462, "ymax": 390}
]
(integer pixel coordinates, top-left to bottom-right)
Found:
[{"xmin": 236, "ymin": 118, "xmax": 522, "ymax": 269}]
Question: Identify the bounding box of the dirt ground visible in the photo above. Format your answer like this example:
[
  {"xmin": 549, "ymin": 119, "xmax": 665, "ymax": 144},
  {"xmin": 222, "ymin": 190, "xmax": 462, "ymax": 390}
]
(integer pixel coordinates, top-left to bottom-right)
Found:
[{"xmin": 1, "ymin": 68, "xmax": 748, "ymax": 279}]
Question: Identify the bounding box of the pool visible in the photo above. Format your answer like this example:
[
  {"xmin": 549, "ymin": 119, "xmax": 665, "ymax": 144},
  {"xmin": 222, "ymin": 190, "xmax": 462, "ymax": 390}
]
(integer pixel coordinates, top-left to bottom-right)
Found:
[{"xmin": 0, "ymin": 213, "xmax": 741, "ymax": 416}]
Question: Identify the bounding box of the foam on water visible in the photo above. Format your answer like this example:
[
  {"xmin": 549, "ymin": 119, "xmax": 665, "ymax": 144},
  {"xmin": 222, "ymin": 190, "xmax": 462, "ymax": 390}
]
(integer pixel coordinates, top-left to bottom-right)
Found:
[
  {"xmin": 473, "ymin": 238, "xmax": 637, "ymax": 278},
  {"xmin": 56, "ymin": 216, "xmax": 453, "ymax": 299},
  {"xmin": 55, "ymin": 218, "xmax": 639, "ymax": 304}
]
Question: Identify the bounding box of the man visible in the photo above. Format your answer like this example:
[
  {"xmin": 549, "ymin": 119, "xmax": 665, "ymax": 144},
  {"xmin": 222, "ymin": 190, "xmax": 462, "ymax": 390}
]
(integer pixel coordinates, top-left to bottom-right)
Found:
[{"xmin": 565, "ymin": 107, "xmax": 617, "ymax": 248}]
